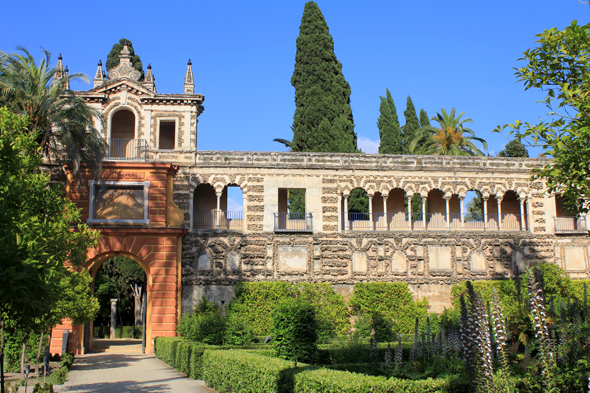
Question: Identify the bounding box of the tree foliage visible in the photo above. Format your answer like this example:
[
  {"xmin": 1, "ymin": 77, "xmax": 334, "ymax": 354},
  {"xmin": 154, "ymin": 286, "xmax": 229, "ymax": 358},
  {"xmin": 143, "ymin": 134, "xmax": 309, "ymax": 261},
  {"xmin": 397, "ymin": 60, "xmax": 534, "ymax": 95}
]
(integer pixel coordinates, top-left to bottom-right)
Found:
[
  {"xmin": 377, "ymin": 88, "xmax": 403, "ymax": 154},
  {"xmin": 106, "ymin": 38, "xmax": 144, "ymax": 81},
  {"xmin": 0, "ymin": 108, "xmax": 99, "ymax": 330},
  {"xmin": 410, "ymin": 108, "xmax": 487, "ymax": 156},
  {"xmin": 94, "ymin": 257, "xmax": 145, "ymax": 327},
  {"xmin": 402, "ymin": 96, "xmax": 420, "ymax": 154},
  {"xmin": 419, "ymin": 109, "xmax": 431, "ymax": 128},
  {"xmin": 349, "ymin": 282, "xmax": 429, "ymax": 334},
  {"xmin": 495, "ymin": 20, "xmax": 590, "ymax": 215},
  {"xmin": 290, "ymin": 2, "xmax": 357, "ymax": 153},
  {"xmin": 273, "ymin": 298, "xmax": 318, "ymax": 363},
  {"xmin": 0, "ymin": 47, "xmax": 107, "ymax": 180},
  {"xmin": 498, "ymin": 139, "xmax": 529, "ymax": 157}
]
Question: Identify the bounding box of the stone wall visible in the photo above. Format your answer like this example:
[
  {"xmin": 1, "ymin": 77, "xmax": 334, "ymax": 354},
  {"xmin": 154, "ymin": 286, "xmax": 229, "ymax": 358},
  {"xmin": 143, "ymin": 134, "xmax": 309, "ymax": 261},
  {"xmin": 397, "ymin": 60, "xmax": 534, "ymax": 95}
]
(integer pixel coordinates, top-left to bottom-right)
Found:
[
  {"xmin": 169, "ymin": 151, "xmax": 589, "ymax": 313},
  {"xmin": 179, "ymin": 231, "xmax": 590, "ymax": 313}
]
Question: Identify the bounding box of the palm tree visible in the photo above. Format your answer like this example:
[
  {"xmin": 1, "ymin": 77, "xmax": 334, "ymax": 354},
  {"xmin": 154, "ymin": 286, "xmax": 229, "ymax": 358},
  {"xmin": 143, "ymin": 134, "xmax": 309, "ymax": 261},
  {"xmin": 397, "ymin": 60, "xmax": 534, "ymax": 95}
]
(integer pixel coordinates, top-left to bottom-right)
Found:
[
  {"xmin": 409, "ymin": 108, "xmax": 487, "ymax": 156},
  {"xmin": 273, "ymin": 138, "xmax": 292, "ymax": 150},
  {"xmin": 0, "ymin": 47, "xmax": 107, "ymax": 180}
]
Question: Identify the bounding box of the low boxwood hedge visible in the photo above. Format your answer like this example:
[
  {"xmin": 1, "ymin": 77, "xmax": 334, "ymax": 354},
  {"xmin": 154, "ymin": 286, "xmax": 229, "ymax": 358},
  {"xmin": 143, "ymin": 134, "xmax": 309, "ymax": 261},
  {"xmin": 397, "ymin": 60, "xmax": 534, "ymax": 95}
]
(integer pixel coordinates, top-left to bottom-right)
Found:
[
  {"xmin": 202, "ymin": 349, "xmax": 298, "ymax": 393},
  {"xmin": 293, "ymin": 368, "xmax": 448, "ymax": 393},
  {"xmin": 155, "ymin": 337, "xmax": 450, "ymax": 392}
]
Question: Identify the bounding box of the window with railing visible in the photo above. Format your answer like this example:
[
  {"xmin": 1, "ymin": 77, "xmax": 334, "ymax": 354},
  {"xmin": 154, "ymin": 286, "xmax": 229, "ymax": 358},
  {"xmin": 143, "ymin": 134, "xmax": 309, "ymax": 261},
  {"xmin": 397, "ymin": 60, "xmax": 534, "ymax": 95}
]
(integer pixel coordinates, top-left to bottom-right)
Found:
[
  {"xmin": 555, "ymin": 216, "xmax": 588, "ymax": 233},
  {"xmin": 193, "ymin": 210, "xmax": 243, "ymax": 230},
  {"xmin": 274, "ymin": 212, "xmax": 313, "ymax": 232},
  {"xmin": 105, "ymin": 138, "xmax": 148, "ymax": 161},
  {"xmin": 342, "ymin": 212, "xmax": 527, "ymax": 231}
]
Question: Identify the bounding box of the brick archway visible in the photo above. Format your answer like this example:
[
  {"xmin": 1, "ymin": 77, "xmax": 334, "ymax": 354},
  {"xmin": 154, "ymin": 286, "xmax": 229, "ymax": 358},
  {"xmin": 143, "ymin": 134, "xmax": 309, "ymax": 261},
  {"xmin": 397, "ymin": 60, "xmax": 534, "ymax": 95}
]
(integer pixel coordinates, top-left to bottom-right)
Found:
[{"xmin": 50, "ymin": 227, "xmax": 186, "ymax": 355}]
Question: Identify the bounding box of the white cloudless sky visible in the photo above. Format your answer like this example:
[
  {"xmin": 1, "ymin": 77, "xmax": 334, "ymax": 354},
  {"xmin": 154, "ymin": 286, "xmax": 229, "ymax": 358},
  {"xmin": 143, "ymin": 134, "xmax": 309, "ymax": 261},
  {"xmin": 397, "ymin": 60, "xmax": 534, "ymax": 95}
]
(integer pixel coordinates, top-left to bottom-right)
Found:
[{"xmin": 1, "ymin": 0, "xmax": 587, "ymax": 160}]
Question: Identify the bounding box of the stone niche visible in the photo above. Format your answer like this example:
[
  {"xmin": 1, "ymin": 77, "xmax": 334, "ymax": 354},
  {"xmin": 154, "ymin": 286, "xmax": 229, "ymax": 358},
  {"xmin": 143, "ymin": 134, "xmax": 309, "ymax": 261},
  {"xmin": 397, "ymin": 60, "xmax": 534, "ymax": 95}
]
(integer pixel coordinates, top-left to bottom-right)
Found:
[
  {"xmin": 428, "ymin": 246, "xmax": 452, "ymax": 272},
  {"xmin": 470, "ymin": 252, "xmax": 486, "ymax": 273},
  {"xmin": 352, "ymin": 251, "xmax": 368, "ymax": 273},
  {"xmin": 197, "ymin": 251, "xmax": 210, "ymax": 270},
  {"xmin": 226, "ymin": 251, "xmax": 240, "ymax": 271},
  {"xmin": 278, "ymin": 246, "xmax": 307, "ymax": 272},
  {"xmin": 564, "ymin": 246, "xmax": 587, "ymax": 271},
  {"xmin": 391, "ymin": 251, "xmax": 407, "ymax": 274},
  {"xmin": 512, "ymin": 251, "xmax": 525, "ymax": 272}
]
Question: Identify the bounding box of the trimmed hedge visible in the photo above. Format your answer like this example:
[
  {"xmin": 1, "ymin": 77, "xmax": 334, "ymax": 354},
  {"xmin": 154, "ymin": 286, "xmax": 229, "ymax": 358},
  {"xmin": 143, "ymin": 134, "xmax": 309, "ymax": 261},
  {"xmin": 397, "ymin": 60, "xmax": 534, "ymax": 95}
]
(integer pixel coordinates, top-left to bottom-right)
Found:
[
  {"xmin": 293, "ymin": 368, "xmax": 448, "ymax": 393},
  {"xmin": 228, "ymin": 282, "xmax": 349, "ymax": 338},
  {"xmin": 155, "ymin": 337, "xmax": 449, "ymax": 392},
  {"xmin": 349, "ymin": 282, "xmax": 429, "ymax": 334},
  {"xmin": 202, "ymin": 349, "xmax": 297, "ymax": 393}
]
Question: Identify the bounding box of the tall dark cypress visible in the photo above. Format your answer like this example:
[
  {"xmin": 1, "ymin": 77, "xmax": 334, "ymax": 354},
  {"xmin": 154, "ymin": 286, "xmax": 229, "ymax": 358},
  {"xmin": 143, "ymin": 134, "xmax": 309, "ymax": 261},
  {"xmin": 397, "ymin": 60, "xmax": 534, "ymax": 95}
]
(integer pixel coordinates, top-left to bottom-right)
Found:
[
  {"xmin": 106, "ymin": 38, "xmax": 145, "ymax": 80},
  {"xmin": 377, "ymin": 88, "xmax": 403, "ymax": 154},
  {"xmin": 291, "ymin": 2, "xmax": 357, "ymax": 153},
  {"xmin": 419, "ymin": 109, "xmax": 431, "ymax": 128},
  {"xmin": 402, "ymin": 96, "xmax": 420, "ymax": 154}
]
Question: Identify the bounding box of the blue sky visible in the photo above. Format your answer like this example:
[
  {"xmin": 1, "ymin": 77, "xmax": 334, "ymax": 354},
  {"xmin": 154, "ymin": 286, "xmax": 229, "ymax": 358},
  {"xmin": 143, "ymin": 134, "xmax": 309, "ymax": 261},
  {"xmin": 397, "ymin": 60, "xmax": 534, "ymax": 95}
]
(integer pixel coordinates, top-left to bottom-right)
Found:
[{"xmin": 1, "ymin": 0, "xmax": 587, "ymax": 157}]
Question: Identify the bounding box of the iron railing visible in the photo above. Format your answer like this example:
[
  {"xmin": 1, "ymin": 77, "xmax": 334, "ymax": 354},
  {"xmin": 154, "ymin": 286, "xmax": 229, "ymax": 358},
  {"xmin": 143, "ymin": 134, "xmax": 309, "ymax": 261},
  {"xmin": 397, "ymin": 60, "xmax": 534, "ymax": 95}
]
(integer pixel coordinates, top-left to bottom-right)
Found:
[
  {"xmin": 274, "ymin": 212, "xmax": 313, "ymax": 232},
  {"xmin": 342, "ymin": 212, "xmax": 528, "ymax": 231},
  {"xmin": 554, "ymin": 216, "xmax": 588, "ymax": 233},
  {"xmin": 193, "ymin": 211, "xmax": 243, "ymax": 230},
  {"xmin": 105, "ymin": 138, "xmax": 148, "ymax": 161}
]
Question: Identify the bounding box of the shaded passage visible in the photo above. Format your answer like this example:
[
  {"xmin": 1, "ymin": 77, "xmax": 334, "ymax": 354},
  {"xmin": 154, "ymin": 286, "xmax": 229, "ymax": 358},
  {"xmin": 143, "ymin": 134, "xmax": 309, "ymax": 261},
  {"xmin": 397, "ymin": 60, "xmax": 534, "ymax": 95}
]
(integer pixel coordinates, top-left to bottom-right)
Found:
[{"xmin": 61, "ymin": 353, "xmax": 216, "ymax": 393}]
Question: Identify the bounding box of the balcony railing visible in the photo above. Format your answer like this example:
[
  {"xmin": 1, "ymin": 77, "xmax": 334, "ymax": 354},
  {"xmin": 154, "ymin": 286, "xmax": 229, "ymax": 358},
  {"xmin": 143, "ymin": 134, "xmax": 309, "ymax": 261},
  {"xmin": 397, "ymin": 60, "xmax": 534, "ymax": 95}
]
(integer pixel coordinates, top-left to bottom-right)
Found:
[
  {"xmin": 105, "ymin": 138, "xmax": 148, "ymax": 161},
  {"xmin": 343, "ymin": 212, "xmax": 528, "ymax": 231},
  {"xmin": 555, "ymin": 216, "xmax": 588, "ymax": 233},
  {"xmin": 274, "ymin": 212, "xmax": 313, "ymax": 232},
  {"xmin": 193, "ymin": 211, "xmax": 243, "ymax": 230}
]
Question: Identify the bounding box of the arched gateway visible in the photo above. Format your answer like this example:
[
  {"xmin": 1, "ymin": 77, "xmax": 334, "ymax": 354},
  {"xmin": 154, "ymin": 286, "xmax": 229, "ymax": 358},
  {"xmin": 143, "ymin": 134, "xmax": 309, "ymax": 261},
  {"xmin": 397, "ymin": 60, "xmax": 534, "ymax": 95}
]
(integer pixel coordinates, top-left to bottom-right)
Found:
[{"xmin": 50, "ymin": 162, "xmax": 186, "ymax": 355}]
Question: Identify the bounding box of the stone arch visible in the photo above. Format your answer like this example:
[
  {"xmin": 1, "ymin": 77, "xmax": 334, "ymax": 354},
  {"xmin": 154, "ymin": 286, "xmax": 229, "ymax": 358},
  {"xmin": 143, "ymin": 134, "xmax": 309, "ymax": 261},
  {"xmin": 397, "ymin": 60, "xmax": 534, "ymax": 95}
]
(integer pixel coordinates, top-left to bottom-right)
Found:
[
  {"xmin": 107, "ymin": 104, "xmax": 140, "ymax": 140},
  {"xmin": 49, "ymin": 228, "xmax": 184, "ymax": 355}
]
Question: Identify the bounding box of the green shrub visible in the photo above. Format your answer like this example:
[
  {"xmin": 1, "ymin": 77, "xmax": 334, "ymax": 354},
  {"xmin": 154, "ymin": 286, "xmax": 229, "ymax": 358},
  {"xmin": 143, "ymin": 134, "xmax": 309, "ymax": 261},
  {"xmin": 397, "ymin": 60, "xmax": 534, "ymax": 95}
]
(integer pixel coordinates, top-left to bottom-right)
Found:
[
  {"xmin": 349, "ymin": 282, "xmax": 429, "ymax": 334},
  {"xmin": 200, "ymin": 350, "xmax": 449, "ymax": 393},
  {"xmin": 227, "ymin": 282, "xmax": 349, "ymax": 339},
  {"xmin": 228, "ymin": 281, "xmax": 292, "ymax": 335},
  {"xmin": 291, "ymin": 283, "xmax": 350, "ymax": 339},
  {"xmin": 202, "ymin": 349, "xmax": 298, "ymax": 393},
  {"xmin": 353, "ymin": 313, "xmax": 395, "ymax": 341},
  {"xmin": 223, "ymin": 313, "xmax": 255, "ymax": 345},
  {"xmin": 273, "ymin": 299, "xmax": 318, "ymax": 363},
  {"xmin": 175, "ymin": 341, "xmax": 193, "ymax": 375},
  {"xmin": 293, "ymin": 368, "xmax": 449, "ymax": 392},
  {"xmin": 177, "ymin": 297, "xmax": 225, "ymax": 344},
  {"xmin": 32, "ymin": 383, "xmax": 53, "ymax": 393},
  {"xmin": 154, "ymin": 336, "xmax": 183, "ymax": 367},
  {"xmin": 92, "ymin": 325, "xmax": 143, "ymax": 338}
]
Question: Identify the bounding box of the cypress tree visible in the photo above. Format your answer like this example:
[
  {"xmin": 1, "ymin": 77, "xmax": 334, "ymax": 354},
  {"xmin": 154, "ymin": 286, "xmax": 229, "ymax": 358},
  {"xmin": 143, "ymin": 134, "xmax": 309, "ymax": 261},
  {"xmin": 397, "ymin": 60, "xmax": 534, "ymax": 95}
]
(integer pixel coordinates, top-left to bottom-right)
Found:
[
  {"xmin": 498, "ymin": 139, "xmax": 529, "ymax": 157},
  {"xmin": 377, "ymin": 88, "xmax": 403, "ymax": 154},
  {"xmin": 106, "ymin": 38, "xmax": 145, "ymax": 81},
  {"xmin": 291, "ymin": 2, "xmax": 357, "ymax": 153},
  {"xmin": 419, "ymin": 109, "xmax": 431, "ymax": 128},
  {"xmin": 402, "ymin": 96, "xmax": 420, "ymax": 154}
]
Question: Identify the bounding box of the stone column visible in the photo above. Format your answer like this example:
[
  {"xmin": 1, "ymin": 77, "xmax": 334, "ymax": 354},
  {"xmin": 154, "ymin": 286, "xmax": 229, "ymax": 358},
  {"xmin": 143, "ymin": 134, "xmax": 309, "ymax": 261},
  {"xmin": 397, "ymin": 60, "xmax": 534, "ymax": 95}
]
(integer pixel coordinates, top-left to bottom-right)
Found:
[
  {"xmin": 110, "ymin": 299, "xmax": 117, "ymax": 339},
  {"xmin": 459, "ymin": 196, "xmax": 465, "ymax": 230},
  {"xmin": 383, "ymin": 196, "xmax": 388, "ymax": 230},
  {"xmin": 216, "ymin": 192, "xmax": 222, "ymax": 229},
  {"xmin": 444, "ymin": 196, "xmax": 451, "ymax": 230},
  {"xmin": 368, "ymin": 194, "xmax": 374, "ymax": 230},
  {"xmin": 422, "ymin": 196, "xmax": 427, "ymax": 230},
  {"xmin": 407, "ymin": 195, "xmax": 412, "ymax": 230},
  {"xmin": 189, "ymin": 190, "xmax": 194, "ymax": 231},
  {"xmin": 343, "ymin": 194, "xmax": 349, "ymax": 230},
  {"xmin": 242, "ymin": 189, "xmax": 248, "ymax": 232},
  {"xmin": 483, "ymin": 195, "xmax": 489, "ymax": 230},
  {"xmin": 497, "ymin": 195, "xmax": 503, "ymax": 231},
  {"xmin": 337, "ymin": 193, "xmax": 342, "ymax": 233},
  {"xmin": 519, "ymin": 196, "xmax": 526, "ymax": 231}
]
